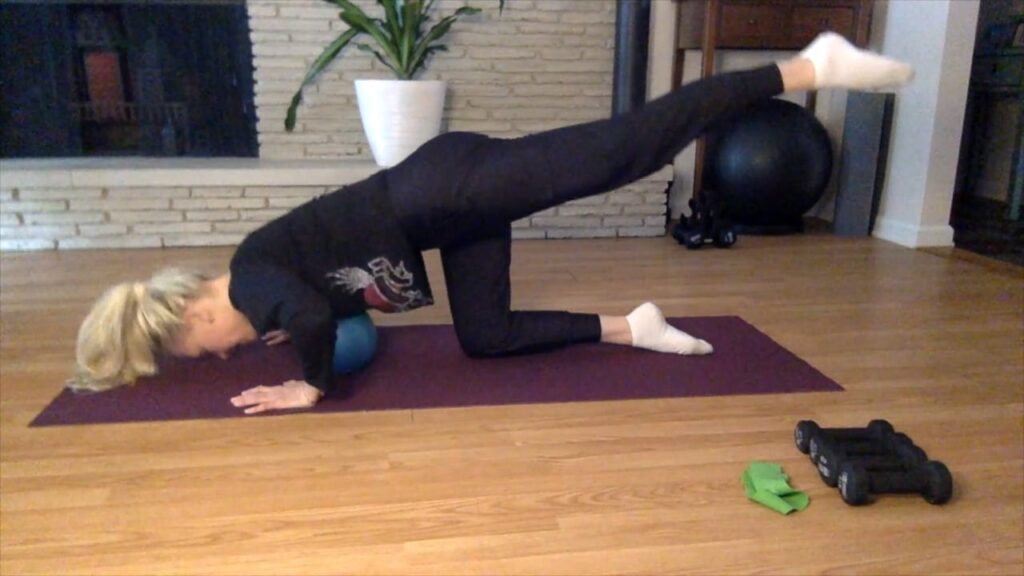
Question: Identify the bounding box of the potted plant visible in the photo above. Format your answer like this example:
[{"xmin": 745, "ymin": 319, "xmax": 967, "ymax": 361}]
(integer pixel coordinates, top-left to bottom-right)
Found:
[{"xmin": 285, "ymin": 0, "xmax": 505, "ymax": 167}]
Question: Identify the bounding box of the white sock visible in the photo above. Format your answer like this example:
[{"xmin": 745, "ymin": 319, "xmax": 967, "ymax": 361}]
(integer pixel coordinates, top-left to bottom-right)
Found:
[
  {"xmin": 799, "ymin": 32, "xmax": 914, "ymax": 90},
  {"xmin": 626, "ymin": 302, "xmax": 713, "ymax": 355}
]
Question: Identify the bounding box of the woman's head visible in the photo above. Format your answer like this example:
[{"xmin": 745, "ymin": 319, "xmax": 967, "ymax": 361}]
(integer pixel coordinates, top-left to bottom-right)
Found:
[{"xmin": 69, "ymin": 268, "xmax": 209, "ymax": 392}]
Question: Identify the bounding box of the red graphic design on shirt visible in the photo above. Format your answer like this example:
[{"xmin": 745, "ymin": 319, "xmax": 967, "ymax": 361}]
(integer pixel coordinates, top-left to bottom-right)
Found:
[{"xmin": 326, "ymin": 257, "xmax": 431, "ymax": 313}]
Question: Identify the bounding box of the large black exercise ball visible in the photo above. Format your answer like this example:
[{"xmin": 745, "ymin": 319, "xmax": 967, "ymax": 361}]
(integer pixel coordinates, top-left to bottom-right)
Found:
[{"xmin": 707, "ymin": 98, "xmax": 833, "ymax": 229}]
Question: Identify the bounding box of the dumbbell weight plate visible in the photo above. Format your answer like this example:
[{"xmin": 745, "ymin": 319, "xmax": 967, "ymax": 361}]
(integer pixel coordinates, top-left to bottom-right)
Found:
[
  {"xmin": 682, "ymin": 229, "xmax": 703, "ymax": 249},
  {"xmin": 867, "ymin": 419, "xmax": 896, "ymax": 437},
  {"xmin": 794, "ymin": 420, "xmax": 819, "ymax": 454},
  {"xmin": 923, "ymin": 461, "xmax": 954, "ymax": 505},
  {"xmin": 809, "ymin": 434, "xmax": 823, "ymax": 463},
  {"xmin": 713, "ymin": 227, "xmax": 736, "ymax": 248},
  {"xmin": 838, "ymin": 462, "xmax": 871, "ymax": 506}
]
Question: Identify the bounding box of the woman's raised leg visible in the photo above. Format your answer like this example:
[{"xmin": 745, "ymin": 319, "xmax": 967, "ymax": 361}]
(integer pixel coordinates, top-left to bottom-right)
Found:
[
  {"xmin": 391, "ymin": 35, "xmax": 912, "ymax": 249},
  {"xmin": 453, "ymin": 65, "xmax": 787, "ymax": 231},
  {"xmin": 442, "ymin": 36, "xmax": 912, "ymax": 237}
]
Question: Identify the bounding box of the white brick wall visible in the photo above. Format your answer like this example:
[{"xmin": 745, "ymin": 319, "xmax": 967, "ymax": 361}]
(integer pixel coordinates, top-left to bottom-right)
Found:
[
  {"xmin": 0, "ymin": 165, "xmax": 671, "ymax": 249},
  {"xmin": 248, "ymin": 0, "xmax": 668, "ymax": 238},
  {"xmin": 251, "ymin": 0, "xmax": 619, "ymax": 156},
  {"xmin": 0, "ymin": 183, "xmax": 330, "ymax": 251},
  {"xmin": 0, "ymin": 0, "xmax": 672, "ymax": 251}
]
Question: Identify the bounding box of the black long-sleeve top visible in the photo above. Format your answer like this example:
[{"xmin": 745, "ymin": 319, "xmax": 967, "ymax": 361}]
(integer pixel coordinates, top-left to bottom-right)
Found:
[{"xmin": 228, "ymin": 172, "xmax": 433, "ymax": 394}]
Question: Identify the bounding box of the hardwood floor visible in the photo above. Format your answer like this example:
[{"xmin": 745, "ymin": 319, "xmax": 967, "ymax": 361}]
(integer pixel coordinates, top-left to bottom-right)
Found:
[{"xmin": 1, "ymin": 233, "xmax": 1021, "ymax": 575}]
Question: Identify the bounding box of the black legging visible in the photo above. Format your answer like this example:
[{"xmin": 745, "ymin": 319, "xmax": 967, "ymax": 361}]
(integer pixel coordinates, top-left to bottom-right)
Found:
[{"xmin": 384, "ymin": 65, "xmax": 785, "ymax": 357}]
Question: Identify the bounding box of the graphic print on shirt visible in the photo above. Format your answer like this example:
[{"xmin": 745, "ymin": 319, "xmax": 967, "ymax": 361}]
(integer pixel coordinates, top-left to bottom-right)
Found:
[{"xmin": 326, "ymin": 257, "xmax": 432, "ymax": 313}]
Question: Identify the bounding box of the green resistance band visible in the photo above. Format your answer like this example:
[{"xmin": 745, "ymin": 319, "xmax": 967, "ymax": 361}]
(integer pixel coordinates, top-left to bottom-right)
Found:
[{"xmin": 742, "ymin": 461, "xmax": 810, "ymax": 515}]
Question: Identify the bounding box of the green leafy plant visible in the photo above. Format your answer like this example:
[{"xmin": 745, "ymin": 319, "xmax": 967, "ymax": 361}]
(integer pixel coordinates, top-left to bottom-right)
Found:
[{"xmin": 285, "ymin": 0, "xmax": 505, "ymax": 131}]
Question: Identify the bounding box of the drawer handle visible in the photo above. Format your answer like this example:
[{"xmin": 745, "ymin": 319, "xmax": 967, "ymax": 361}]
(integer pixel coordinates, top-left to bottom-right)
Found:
[
  {"xmin": 747, "ymin": 18, "xmax": 758, "ymax": 25},
  {"xmin": 819, "ymin": 18, "xmax": 831, "ymax": 27}
]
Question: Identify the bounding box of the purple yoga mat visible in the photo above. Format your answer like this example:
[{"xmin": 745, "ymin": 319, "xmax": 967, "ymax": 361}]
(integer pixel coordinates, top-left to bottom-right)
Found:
[{"xmin": 31, "ymin": 317, "xmax": 842, "ymax": 426}]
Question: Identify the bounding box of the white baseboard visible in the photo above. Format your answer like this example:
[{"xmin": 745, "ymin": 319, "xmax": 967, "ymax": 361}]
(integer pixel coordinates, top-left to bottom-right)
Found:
[{"xmin": 872, "ymin": 216, "xmax": 955, "ymax": 248}]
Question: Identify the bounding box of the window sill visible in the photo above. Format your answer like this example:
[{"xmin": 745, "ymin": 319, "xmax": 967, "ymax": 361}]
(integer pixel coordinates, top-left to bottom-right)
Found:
[{"xmin": 0, "ymin": 157, "xmax": 381, "ymax": 189}]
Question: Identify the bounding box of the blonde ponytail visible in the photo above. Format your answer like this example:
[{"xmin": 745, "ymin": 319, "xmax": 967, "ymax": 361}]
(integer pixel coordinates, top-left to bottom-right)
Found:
[{"xmin": 69, "ymin": 268, "xmax": 209, "ymax": 392}]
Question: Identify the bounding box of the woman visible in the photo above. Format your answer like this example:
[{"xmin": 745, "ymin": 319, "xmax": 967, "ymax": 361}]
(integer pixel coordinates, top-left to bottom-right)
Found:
[{"xmin": 71, "ymin": 33, "xmax": 912, "ymax": 414}]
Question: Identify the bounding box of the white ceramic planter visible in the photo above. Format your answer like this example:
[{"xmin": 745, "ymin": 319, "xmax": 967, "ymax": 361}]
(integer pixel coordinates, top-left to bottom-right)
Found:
[{"xmin": 355, "ymin": 79, "xmax": 447, "ymax": 168}]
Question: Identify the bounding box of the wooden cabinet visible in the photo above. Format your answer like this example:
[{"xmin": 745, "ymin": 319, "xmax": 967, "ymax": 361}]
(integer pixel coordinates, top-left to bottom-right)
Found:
[
  {"xmin": 717, "ymin": 3, "xmax": 788, "ymax": 47},
  {"xmin": 790, "ymin": 5, "xmax": 857, "ymax": 44},
  {"xmin": 714, "ymin": 0, "xmax": 868, "ymax": 49},
  {"xmin": 675, "ymin": 0, "xmax": 874, "ymax": 84}
]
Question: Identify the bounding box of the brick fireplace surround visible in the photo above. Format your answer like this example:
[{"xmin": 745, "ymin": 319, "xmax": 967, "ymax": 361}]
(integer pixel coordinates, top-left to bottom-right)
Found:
[{"xmin": 0, "ymin": 0, "xmax": 671, "ymax": 251}]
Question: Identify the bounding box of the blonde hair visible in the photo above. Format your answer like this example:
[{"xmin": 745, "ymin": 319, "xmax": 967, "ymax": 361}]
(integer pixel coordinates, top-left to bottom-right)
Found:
[{"xmin": 68, "ymin": 268, "xmax": 210, "ymax": 392}]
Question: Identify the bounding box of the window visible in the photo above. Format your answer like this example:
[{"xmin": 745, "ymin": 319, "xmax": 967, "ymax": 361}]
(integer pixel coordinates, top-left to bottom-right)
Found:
[{"xmin": 0, "ymin": 1, "xmax": 258, "ymax": 158}]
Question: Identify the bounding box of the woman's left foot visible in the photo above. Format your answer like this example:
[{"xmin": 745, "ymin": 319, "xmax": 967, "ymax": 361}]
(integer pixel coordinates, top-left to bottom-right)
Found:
[
  {"xmin": 626, "ymin": 302, "xmax": 713, "ymax": 355},
  {"xmin": 800, "ymin": 32, "xmax": 914, "ymax": 90}
]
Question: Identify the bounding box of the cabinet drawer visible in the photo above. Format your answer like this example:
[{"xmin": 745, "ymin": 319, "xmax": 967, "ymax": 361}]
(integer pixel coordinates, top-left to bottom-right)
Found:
[
  {"xmin": 972, "ymin": 56, "xmax": 1024, "ymax": 89},
  {"xmin": 718, "ymin": 4, "xmax": 788, "ymax": 48},
  {"xmin": 792, "ymin": 7, "xmax": 856, "ymax": 45}
]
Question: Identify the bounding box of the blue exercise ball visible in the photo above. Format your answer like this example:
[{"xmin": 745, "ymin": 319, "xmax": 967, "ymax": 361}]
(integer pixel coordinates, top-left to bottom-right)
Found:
[
  {"xmin": 708, "ymin": 98, "xmax": 833, "ymax": 228},
  {"xmin": 333, "ymin": 314, "xmax": 378, "ymax": 374}
]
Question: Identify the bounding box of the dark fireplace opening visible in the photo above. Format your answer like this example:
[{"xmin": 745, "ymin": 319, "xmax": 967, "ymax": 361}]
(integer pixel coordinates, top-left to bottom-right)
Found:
[{"xmin": 0, "ymin": 1, "xmax": 258, "ymax": 158}]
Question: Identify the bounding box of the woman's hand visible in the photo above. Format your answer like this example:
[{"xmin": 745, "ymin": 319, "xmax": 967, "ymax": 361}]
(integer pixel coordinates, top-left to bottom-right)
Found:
[
  {"xmin": 230, "ymin": 380, "xmax": 323, "ymax": 414},
  {"xmin": 262, "ymin": 330, "xmax": 290, "ymax": 346}
]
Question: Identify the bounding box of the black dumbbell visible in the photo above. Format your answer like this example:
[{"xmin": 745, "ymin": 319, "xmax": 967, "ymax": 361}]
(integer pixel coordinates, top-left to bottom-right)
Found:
[
  {"xmin": 814, "ymin": 434, "xmax": 924, "ymax": 484},
  {"xmin": 809, "ymin": 436, "xmax": 884, "ymax": 464},
  {"xmin": 813, "ymin": 432, "xmax": 924, "ymax": 461},
  {"xmin": 804, "ymin": 425, "xmax": 910, "ymax": 482},
  {"xmin": 712, "ymin": 225, "xmax": 736, "ymax": 248},
  {"xmin": 816, "ymin": 437, "xmax": 928, "ymax": 487},
  {"xmin": 795, "ymin": 419, "xmax": 896, "ymax": 459},
  {"xmin": 683, "ymin": 229, "xmax": 705, "ymax": 249},
  {"xmin": 837, "ymin": 460, "xmax": 954, "ymax": 506},
  {"xmin": 795, "ymin": 419, "xmax": 896, "ymax": 454}
]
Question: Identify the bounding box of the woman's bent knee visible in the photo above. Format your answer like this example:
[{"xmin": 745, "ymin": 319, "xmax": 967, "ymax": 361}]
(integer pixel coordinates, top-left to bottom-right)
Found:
[{"xmin": 454, "ymin": 325, "xmax": 510, "ymax": 358}]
